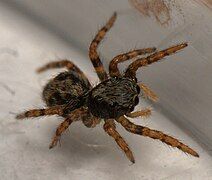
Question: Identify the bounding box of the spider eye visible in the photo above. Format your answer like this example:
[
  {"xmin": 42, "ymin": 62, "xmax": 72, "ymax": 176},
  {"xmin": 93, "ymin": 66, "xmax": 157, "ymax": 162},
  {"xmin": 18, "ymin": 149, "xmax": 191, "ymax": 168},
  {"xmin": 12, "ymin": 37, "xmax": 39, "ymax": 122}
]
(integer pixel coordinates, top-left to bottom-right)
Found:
[
  {"xmin": 136, "ymin": 85, "xmax": 140, "ymax": 94},
  {"xmin": 134, "ymin": 96, "xmax": 139, "ymax": 106}
]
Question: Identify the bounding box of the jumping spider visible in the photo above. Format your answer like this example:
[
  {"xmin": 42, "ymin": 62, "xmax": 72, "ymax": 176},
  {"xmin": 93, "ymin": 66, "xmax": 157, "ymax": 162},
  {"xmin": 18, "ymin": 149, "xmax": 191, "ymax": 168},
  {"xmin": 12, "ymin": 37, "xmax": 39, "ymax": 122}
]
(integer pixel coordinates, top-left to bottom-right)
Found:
[{"xmin": 16, "ymin": 12, "xmax": 199, "ymax": 163}]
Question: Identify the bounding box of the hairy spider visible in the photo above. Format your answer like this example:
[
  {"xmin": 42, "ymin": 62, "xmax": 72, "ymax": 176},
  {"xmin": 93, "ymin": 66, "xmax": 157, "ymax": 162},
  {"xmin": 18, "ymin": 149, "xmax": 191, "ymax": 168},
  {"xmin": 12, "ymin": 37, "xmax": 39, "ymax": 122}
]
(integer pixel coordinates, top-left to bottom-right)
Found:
[{"xmin": 16, "ymin": 12, "xmax": 199, "ymax": 163}]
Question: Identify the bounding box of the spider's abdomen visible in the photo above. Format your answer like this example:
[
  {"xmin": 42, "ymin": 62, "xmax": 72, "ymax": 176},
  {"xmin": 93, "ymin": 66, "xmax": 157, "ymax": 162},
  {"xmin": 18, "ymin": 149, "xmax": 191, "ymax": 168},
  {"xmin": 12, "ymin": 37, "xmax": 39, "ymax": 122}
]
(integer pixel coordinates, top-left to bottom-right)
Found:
[
  {"xmin": 43, "ymin": 71, "xmax": 91, "ymax": 107},
  {"xmin": 87, "ymin": 77, "xmax": 139, "ymax": 119}
]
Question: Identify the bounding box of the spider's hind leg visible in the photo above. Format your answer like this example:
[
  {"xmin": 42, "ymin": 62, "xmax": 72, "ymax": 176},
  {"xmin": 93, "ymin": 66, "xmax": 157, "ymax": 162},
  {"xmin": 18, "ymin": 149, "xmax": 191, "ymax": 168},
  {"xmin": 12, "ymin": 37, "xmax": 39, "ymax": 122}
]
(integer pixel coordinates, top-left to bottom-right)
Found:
[
  {"xmin": 49, "ymin": 107, "xmax": 88, "ymax": 149},
  {"xmin": 49, "ymin": 116, "xmax": 73, "ymax": 149},
  {"xmin": 36, "ymin": 59, "xmax": 91, "ymax": 87},
  {"xmin": 16, "ymin": 105, "xmax": 65, "ymax": 119},
  {"xmin": 37, "ymin": 59, "xmax": 85, "ymax": 75}
]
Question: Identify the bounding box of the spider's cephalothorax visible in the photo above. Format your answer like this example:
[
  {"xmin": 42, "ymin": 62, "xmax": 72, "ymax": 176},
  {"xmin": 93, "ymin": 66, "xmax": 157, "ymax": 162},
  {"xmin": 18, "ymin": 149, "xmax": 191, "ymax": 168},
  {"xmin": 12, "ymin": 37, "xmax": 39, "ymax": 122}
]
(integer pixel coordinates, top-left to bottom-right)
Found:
[
  {"xmin": 16, "ymin": 12, "xmax": 199, "ymax": 163},
  {"xmin": 87, "ymin": 77, "xmax": 140, "ymax": 119}
]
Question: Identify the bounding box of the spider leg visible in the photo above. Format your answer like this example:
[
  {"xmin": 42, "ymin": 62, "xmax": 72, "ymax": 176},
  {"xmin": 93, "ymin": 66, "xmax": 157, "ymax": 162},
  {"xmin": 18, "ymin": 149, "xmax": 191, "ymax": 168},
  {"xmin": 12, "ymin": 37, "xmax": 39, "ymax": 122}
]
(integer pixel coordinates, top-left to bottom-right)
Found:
[
  {"xmin": 109, "ymin": 48, "xmax": 156, "ymax": 77},
  {"xmin": 126, "ymin": 108, "xmax": 151, "ymax": 118},
  {"xmin": 82, "ymin": 116, "xmax": 101, "ymax": 128},
  {"xmin": 116, "ymin": 116, "xmax": 199, "ymax": 157},
  {"xmin": 49, "ymin": 107, "xmax": 88, "ymax": 149},
  {"xmin": 37, "ymin": 59, "xmax": 91, "ymax": 88},
  {"xmin": 16, "ymin": 105, "xmax": 65, "ymax": 119},
  {"xmin": 49, "ymin": 116, "xmax": 73, "ymax": 149},
  {"xmin": 139, "ymin": 83, "xmax": 159, "ymax": 102},
  {"xmin": 49, "ymin": 117, "xmax": 73, "ymax": 149},
  {"xmin": 37, "ymin": 59, "xmax": 86, "ymax": 76},
  {"xmin": 103, "ymin": 119, "xmax": 135, "ymax": 163},
  {"xmin": 89, "ymin": 12, "xmax": 117, "ymax": 81},
  {"xmin": 125, "ymin": 43, "xmax": 188, "ymax": 80}
]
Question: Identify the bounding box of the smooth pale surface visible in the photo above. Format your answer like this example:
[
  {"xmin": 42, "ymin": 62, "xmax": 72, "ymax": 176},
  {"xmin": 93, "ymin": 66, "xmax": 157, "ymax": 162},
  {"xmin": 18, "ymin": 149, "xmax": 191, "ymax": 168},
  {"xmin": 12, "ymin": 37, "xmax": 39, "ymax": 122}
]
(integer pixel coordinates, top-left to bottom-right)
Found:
[
  {"xmin": 0, "ymin": 1, "xmax": 211, "ymax": 180},
  {"xmin": 3, "ymin": 0, "xmax": 212, "ymax": 151}
]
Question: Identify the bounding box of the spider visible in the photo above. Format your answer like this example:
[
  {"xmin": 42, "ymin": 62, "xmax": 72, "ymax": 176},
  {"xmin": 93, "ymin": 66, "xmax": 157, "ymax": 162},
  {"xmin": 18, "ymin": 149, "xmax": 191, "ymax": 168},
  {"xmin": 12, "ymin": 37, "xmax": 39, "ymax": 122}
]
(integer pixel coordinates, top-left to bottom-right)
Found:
[{"xmin": 16, "ymin": 12, "xmax": 199, "ymax": 163}]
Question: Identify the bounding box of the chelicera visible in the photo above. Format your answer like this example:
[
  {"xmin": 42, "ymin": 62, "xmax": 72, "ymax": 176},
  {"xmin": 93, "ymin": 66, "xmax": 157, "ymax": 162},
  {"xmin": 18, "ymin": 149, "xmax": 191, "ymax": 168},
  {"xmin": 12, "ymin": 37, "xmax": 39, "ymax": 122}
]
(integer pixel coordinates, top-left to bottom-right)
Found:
[{"xmin": 16, "ymin": 12, "xmax": 199, "ymax": 163}]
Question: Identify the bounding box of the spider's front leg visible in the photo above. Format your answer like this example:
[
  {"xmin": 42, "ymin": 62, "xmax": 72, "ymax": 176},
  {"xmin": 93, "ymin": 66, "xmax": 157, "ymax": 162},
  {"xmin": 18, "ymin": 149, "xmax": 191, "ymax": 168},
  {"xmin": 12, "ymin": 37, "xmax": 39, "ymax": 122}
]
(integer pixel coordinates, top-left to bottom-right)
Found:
[
  {"xmin": 125, "ymin": 43, "xmax": 188, "ymax": 79},
  {"xmin": 16, "ymin": 105, "xmax": 65, "ymax": 119},
  {"xmin": 116, "ymin": 116, "xmax": 199, "ymax": 157},
  {"xmin": 103, "ymin": 119, "xmax": 135, "ymax": 163},
  {"xmin": 89, "ymin": 12, "xmax": 117, "ymax": 81},
  {"xmin": 109, "ymin": 48, "xmax": 156, "ymax": 77}
]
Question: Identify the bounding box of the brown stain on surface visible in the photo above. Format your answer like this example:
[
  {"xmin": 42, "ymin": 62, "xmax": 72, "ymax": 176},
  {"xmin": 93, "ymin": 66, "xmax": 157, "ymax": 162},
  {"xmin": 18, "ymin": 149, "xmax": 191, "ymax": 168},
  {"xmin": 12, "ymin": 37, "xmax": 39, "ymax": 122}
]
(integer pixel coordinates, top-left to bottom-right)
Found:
[
  {"xmin": 194, "ymin": 0, "xmax": 212, "ymax": 9},
  {"xmin": 129, "ymin": 0, "xmax": 171, "ymax": 26},
  {"xmin": 130, "ymin": 0, "xmax": 212, "ymax": 26}
]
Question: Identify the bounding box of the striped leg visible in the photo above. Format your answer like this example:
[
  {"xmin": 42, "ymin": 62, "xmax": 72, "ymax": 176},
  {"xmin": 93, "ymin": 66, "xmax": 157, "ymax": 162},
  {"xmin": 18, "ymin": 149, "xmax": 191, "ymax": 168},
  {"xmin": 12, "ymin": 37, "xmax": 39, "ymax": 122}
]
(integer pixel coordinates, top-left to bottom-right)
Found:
[
  {"xmin": 49, "ymin": 107, "xmax": 88, "ymax": 149},
  {"xmin": 116, "ymin": 116, "xmax": 199, "ymax": 157},
  {"xmin": 125, "ymin": 43, "xmax": 188, "ymax": 80},
  {"xmin": 139, "ymin": 83, "xmax": 159, "ymax": 102},
  {"xmin": 103, "ymin": 119, "xmax": 135, "ymax": 163},
  {"xmin": 16, "ymin": 105, "xmax": 65, "ymax": 119},
  {"xmin": 36, "ymin": 59, "xmax": 91, "ymax": 88},
  {"xmin": 89, "ymin": 12, "xmax": 117, "ymax": 81},
  {"xmin": 109, "ymin": 48, "xmax": 156, "ymax": 77},
  {"xmin": 49, "ymin": 117, "xmax": 73, "ymax": 149},
  {"xmin": 37, "ymin": 60, "xmax": 84, "ymax": 74}
]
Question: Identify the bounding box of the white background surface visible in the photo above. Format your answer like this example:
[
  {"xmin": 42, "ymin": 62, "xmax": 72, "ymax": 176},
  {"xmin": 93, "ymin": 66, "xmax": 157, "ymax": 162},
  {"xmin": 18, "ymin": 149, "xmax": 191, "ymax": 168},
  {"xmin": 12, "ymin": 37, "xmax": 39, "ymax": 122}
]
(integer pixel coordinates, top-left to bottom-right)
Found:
[
  {"xmin": 0, "ymin": 1, "xmax": 212, "ymax": 180},
  {"xmin": 4, "ymin": 0, "xmax": 212, "ymax": 150}
]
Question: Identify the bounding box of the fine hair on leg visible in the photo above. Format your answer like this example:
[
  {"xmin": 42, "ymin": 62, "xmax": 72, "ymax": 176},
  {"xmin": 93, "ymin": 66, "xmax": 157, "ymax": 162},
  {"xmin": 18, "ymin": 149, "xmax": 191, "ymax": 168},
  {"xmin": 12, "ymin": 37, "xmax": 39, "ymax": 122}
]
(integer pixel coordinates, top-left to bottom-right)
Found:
[
  {"xmin": 89, "ymin": 12, "xmax": 117, "ymax": 81},
  {"xmin": 16, "ymin": 105, "xmax": 65, "ymax": 119},
  {"xmin": 103, "ymin": 119, "xmax": 135, "ymax": 163},
  {"xmin": 49, "ymin": 107, "xmax": 89, "ymax": 148},
  {"xmin": 36, "ymin": 60, "xmax": 83, "ymax": 73},
  {"xmin": 109, "ymin": 47, "xmax": 156, "ymax": 77},
  {"xmin": 125, "ymin": 43, "xmax": 188, "ymax": 80},
  {"xmin": 116, "ymin": 116, "xmax": 199, "ymax": 157}
]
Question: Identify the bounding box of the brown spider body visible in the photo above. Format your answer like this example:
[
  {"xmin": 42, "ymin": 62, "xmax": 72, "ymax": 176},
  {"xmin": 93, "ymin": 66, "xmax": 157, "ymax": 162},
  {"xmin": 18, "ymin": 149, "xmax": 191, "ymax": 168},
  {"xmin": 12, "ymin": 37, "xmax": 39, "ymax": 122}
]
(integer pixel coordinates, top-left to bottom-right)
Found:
[
  {"xmin": 43, "ymin": 71, "xmax": 91, "ymax": 108},
  {"xmin": 44, "ymin": 73, "xmax": 139, "ymax": 119},
  {"xmin": 87, "ymin": 77, "xmax": 140, "ymax": 119},
  {"xmin": 16, "ymin": 12, "xmax": 199, "ymax": 163}
]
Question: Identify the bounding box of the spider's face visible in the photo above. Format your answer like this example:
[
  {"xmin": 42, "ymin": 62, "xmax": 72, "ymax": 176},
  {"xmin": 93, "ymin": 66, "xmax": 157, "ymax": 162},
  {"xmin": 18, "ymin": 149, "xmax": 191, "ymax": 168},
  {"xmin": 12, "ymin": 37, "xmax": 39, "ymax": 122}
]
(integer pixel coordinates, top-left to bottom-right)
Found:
[{"xmin": 87, "ymin": 77, "xmax": 140, "ymax": 119}]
